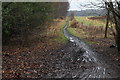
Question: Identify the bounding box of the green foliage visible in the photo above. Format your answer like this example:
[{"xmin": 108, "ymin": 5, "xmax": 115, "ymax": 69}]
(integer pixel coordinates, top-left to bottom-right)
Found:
[{"xmin": 2, "ymin": 2, "xmax": 69, "ymax": 44}]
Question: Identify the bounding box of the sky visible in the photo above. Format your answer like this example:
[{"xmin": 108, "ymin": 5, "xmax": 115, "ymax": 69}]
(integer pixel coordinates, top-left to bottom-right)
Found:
[{"xmin": 68, "ymin": 0, "xmax": 104, "ymax": 11}]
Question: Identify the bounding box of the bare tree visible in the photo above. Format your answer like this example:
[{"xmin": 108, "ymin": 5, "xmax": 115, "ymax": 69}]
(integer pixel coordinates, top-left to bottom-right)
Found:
[
  {"xmin": 104, "ymin": 1, "xmax": 110, "ymax": 38},
  {"xmin": 78, "ymin": 0, "xmax": 120, "ymax": 51},
  {"xmin": 103, "ymin": 0, "xmax": 120, "ymax": 51}
]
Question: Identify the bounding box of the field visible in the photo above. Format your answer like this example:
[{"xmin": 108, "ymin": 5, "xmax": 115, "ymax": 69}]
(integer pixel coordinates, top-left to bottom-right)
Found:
[
  {"xmin": 75, "ymin": 16, "xmax": 106, "ymax": 27},
  {"xmin": 67, "ymin": 16, "xmax": 120, "ymax": 73},
  {"xmin": 67, "ymin": 16, "xmax": 118, "ymax": 59}
]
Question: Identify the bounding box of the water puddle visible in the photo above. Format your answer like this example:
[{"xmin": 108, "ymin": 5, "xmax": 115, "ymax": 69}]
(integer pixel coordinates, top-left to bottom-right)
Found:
[
  {"xmin": 46, "ymin": 21, "xmax": 118, "ymax": 78},
  {"xmin": 63, "ymin": 21, "xmax": 111, "ymax": 78}
]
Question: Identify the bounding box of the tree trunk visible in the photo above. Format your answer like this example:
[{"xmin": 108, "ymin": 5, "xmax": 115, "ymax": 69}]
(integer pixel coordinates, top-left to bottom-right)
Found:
[
  {"xmin": 116, "ymin": 20, "xmax": 120, "ymax": 51},
  {"xmin": 108, "ymin": 2, "xmax": 120, "ymax": 51},
  {"xmin": 117, "ymin": 34, "xmax": 120, "ymax": 51},
  {"xmin": 104, "ymin": 10, "xmax": 110, "ymax": 38},
  {"xmin": 113, "ymin": 14, "xmax": 120, "ymax": 51}
]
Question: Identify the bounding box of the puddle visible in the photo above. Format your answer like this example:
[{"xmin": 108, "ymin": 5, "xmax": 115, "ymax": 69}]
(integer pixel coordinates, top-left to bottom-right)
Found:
[
  {"xmin": 62, "ymin": 21, "xmax": 113, "ymax": 78},
  {"xmin": 46, "ymin": 21, "xmax": 119, "ymax": 78}
]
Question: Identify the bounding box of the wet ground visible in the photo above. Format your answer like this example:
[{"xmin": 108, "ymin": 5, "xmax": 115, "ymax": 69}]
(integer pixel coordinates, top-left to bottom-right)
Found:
[
  {"xmin": 2, "ymin": 21, "xmax": 120, "ymax": 79},
  {"xmin": 44, "ymin": 42, "xmax": 119, "ymax": 78},
  {"xmin": 43, "ymin": 21, "xmax": 120, "ymax": 78}
]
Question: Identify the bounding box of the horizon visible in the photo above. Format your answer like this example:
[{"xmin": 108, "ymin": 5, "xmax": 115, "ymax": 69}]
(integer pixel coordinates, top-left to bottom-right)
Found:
[
  {"xmin": 68, "ymin": 8, "xmax": 105, "ymax": 11},
  {"xmin": 68, "ymin": 0, "xmax": 104, "ymax": 11}
]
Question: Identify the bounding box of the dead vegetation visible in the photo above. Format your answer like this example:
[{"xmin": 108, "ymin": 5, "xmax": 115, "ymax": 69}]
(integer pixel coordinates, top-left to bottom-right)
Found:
[
  {"xmin": 70, "ymin": 19, "xmax": 80, "ymax": 28},
  {"xmin": 68, "ymin": 16, "xmax": 120, "ymax": 71}
]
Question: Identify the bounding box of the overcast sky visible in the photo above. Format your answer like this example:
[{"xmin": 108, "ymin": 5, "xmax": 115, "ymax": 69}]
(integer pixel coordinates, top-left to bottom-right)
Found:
[{"xmin": 68, "ymin": 0, "xmax": 104, "ymax": 11}]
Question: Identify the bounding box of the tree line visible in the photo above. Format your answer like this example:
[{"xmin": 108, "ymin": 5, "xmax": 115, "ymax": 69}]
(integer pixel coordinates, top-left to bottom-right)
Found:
[{"xmin": 2, "ymin": 2, "xmax": 69, "ymax": 44}]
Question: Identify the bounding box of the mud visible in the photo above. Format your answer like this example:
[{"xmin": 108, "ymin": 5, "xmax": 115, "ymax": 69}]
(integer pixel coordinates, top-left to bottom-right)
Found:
[{"xmin": 45, "ymin": 21, "xmax": 119, "ymax": 78}]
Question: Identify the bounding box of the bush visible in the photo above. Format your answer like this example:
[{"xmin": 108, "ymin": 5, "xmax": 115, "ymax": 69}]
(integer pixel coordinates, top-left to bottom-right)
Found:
[{"xmin": 2, "ymin": 2, "xmax": 69, "ymax": 44}]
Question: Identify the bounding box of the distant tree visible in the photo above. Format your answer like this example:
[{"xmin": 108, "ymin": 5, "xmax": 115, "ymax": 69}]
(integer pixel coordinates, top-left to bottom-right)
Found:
[
  {"xmin": 53, "ymin": 2, "xmax": 69, "ymax": 18},
  {"xmin": 70, "ymin": 13, "xmax": 75, "ymax": 21}
]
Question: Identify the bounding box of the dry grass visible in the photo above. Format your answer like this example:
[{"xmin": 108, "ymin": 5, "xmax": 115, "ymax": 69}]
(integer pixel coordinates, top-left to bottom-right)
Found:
[
  {"xmin": 3, "ymin": 19, "xmax": 67, "ymax": 54},
  {"xmin": 68, "ymin": 16, "xmax": 115, "ymax": 45}
]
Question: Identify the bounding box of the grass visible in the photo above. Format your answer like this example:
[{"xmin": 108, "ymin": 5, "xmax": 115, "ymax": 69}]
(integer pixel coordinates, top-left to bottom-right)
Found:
[
  {"xmin": 75, "ymin": 16, "xmax": 106, "ymax": 28},
  {"xmin": 67, "ymin": 21, "xmax": 97, "ymax": 45},
  {"xmin": 67, "ymin": 27, "xmax": 88, "ymax": 39},
  {"xmin": 67, "ymin": 28, "xmax": 77, "ymax": 36},
  {"xmin": 67, "ymin": 27, "xmax": 98, "ymax": 45},
  {"xmin": 67, "ymin": 16, "xmax": 117, "ymax": 60},
  {"xmin": 45, "ymin": 19, "xmax": 68, "ymax": 43},
  {"xmin": 67, "ymin": 16, "xmax": 108, "ymax": 45}
]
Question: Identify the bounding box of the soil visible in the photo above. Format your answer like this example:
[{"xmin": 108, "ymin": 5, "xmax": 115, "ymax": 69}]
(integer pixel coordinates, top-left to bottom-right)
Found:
[
  {"xmin": 89, "ymin": 38, "xmax": 120, "ymax": 75},
  {"xmin": 2, "ymin": 20, "xmax": 120, "ymax": 79},
  {"xmin": 2, "ymin": 40, "xmax": 63, "ymax": 78},
  {"xmin": 74, "ymin": 23, "xmax": 120, "ymax": 76},
  {"xmin": 3, "ymin": 40, "xmax": 119, "ymax": 78}
]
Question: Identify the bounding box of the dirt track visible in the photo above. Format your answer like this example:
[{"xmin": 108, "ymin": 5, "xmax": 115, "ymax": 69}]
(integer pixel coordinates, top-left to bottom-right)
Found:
[{"xmin": 2, "ymin": 21, "xmax": 120, "ymax": 79}]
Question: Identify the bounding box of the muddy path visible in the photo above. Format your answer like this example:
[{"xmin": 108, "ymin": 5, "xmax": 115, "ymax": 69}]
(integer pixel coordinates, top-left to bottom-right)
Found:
[
  {"xmin": 45, "ymin": 21, "xmax": 119, "ymax": 79},
  {"xmin": 2, "ymin": 20, "xmax": 119, "ymax": 79}
]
